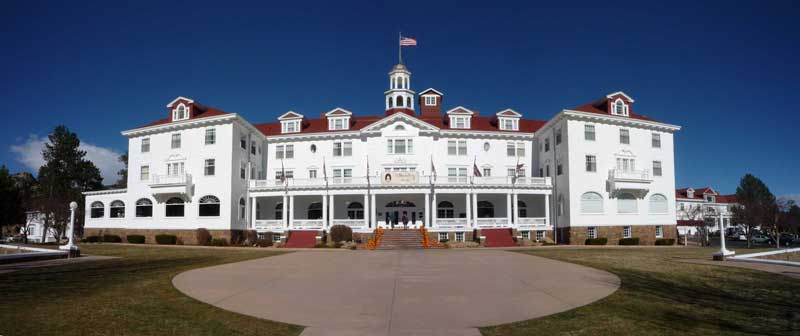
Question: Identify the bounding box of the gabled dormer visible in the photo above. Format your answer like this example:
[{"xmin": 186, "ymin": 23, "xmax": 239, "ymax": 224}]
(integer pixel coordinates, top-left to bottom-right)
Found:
[
  {"xmin": 278, "ymin": 111, "xmax": 304, "ymax": 134},
  {"xmin": 167, "ymin": 96, "xmax": 196, "ymax": 122},
  {"xmin": 496, "ymin": 108, "xmax": 522, "ymax": 131},
  {"xmin": 419, "ymin": 88, "xmax": 443, "ymax": 118},
  {"xmin": 445, "ymin": 106, "xmax": 475, "ymax": 129},
  {"xmin": 325, "ymin": 108, "xmax": 353, "ymax": 131},
  {"xmin": 686, "ymin": 187, "xmax": 695, "ymax": 199},
  {"xmin": 701, "ymin": 187, "xmax": 719, "ymax": 203},
  {"xmin": 606, "ymin": 91, "xmax": 634, "ymax": 117}
]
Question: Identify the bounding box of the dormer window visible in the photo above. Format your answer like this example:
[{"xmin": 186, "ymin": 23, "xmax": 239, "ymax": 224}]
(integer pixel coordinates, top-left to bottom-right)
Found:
[
  {"xmin": 612, "ymin": 99, "xmax": 629, "ymax": 116},
  {"xmin": 687, "ymin": 188, "xmax": 695, "ymax": 199},
  {"xmin": 282, "ymin": 120, "xmax": 300, "ymax": 133},
  {"xmin": 424, "ymin": 96, "xmax": 437, "ymax": 106},
  {"xmin": 329, "ymin": 117, "xmax": 348, "ymax": 130},
  {"xmin": 172, "ymin": 104, "xmax": 189, "ymax": 121},
  {"xmin": 499, "ymin": 118, "xmax": 519, "ymax": 131},
  {"xmin": 450, "ymin": 116, "xmax": 471, "ymax": 129},
  {"xmin": 325, "ymin": 108, "xmax": 353, "ymax": 131}
]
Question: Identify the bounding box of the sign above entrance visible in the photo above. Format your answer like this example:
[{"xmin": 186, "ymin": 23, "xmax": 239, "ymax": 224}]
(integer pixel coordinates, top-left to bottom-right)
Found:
[{"xmin": 382, "ymin": 172, "xmax": 418, "ymax": 185}]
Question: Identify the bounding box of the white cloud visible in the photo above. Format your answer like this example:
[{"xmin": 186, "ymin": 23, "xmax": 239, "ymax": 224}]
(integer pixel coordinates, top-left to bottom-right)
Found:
[
  {"xmin": 10, "ymin": 134, "xmax": 124, "ymax": 185},
  {"xmin": 780, "ymin": 194, "xmax": 800, "ymax": 205}
]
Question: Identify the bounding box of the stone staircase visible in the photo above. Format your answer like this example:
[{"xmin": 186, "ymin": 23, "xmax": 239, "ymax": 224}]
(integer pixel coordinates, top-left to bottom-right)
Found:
[
  {"xmin": 376, "ymin": 229, "xmax": 424, "ymax": 249},
  {"xmin": 482, "ymin": 228, "xmax": 517, "ymax": 247}
]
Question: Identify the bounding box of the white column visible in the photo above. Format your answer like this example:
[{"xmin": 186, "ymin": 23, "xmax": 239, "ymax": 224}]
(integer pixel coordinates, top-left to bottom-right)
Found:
[
  {"xmin": 513, "ymin": 193, "xmax": 519, "ymax": 227},
  {"xmin": 472, "ymin": 192, "xmax": 478, "ymax": 228},
  {"xmin": 370, "ymin": 194, "xmax": 377, "ymax": 229},
  {"xmin": 363, "ymin": 193, "xmax": 369, "ymax": 228},
  {"xmin": 424, "ymin": 192, "xmax": 430, "ymax": 228},
  {"xmin": 322, "ymin": 193, "xmax": 328, "ymax": 228},
  {"xmin": 465, "ymin": 193, "xmax": 471, "ymax": 228},
  {"xmin": 544, "ymin": 193, "xmax": 550, "ymax": 228},
  {"xmin": 288, "ymin": 195, "xmax": 295, "ymax": 229},
  {"xmin": 431, "ymin": 193, "xmax": 437, "ymax": 228},
  {"xmin": 250, "ymin": 196, "xmax": 257, "ymax": 229},
  {"xmin": 330, "ymin": 194, "xmax": 335, "ymax": 226},
  {"xmin": 282, "ymin": 195, "xmax": 288, "ymax": 230},
  {"xmin": 506, "ymin": 193, "xmax": 513, "ymax": 227}
]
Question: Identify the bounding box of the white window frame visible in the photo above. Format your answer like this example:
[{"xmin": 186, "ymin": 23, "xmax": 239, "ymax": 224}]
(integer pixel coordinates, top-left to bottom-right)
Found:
[
  {"xmin": 653, "ymin": 161, "xmax": 662, "ymax": 177},
  {"xmin": 140, "ymin": 165, "xmax": 149, "ymax": 181},
  {"xmin": 172, "ymin": 103, "xmax": 189, "ymax": 121},
  {"xmin": 536, "ymin": 230, "xmax": 544, "ymax": 241},
  {"xmin": 281, "ymin": 120, "xmax": 300, "ymax": 133},
  {"xmin": 623, "ymin": 226, "xmax": 632, "ymax": 238},
  {"xmin": 171, "ymin": 133, "xmax": 181, "ymax": 149},
  {"xmin": 619, "ymin": 129, "xmax": 630, "ymax": 144},
  {"xmin": 655, "ymin": 225, "xmax": 663, "ymax": 238},
  {"xmin": 588, "ymin": 227, "xmax": 597, "ymax": 239},
  {"xmin": 141, "ymin": 138, "xmax": 150, "ymax": 153},
  {"xmin": 438, "ymin": 232, "xmax": 448, "ymax": 242},
  {"xmin": 424, "ymin": 95, "xmax": 437, "ymax": 106},
  {"xmin": 205, "ymin": 128, "xmax": 216, "ymax": 145},
  {"xmin": 617, "ymin": 194, "xmax": 638, "ymax": 214},
  {"xmin": 448, "ymin": 140, "xmax": 467, "ymax": 156},
  {"xmin": 204, "ymin": 159, "xmax": 215, "ymax": 176},
  {"xmin": 450, "ymin": 116, "xmax": 470, "ymax": 129},
  {"xmin": 611, "ymin": 99, "xmax": 629, "ymax": 116},
  {"xmin": 652, "ymin": 133, "xmax": 661, "ymax": 148},
  {"xmin": 455, "ymin": 232, "xmax": 465, "ymax": 242},
  {"xmin": 308, "ymin": 169, "xmax": 317, "ymax": 179},
  {"xmin": 584, "ymin": 124, "xmax": 595, "ymax": 141},
  {"xmin": 521, "ymin": 231, "xmax": 530, "ymax": 240},
  {"xmin": 586, "ymin": 155, "xmax": 597, "ymax": 172},
  {"xmin": 387, "ymin": 138, "xmax": 413, "ymax": 155},
  {"xmin": 649, "ymin": 194, "xmax": 668, "ymax": 214},
  {"xmin": 333, "ymin": 141, "xmax": 353, "ymax": 157},
  {"xmin": 499, "ymin": 117, "xmax": 519, "ymax": 131},
  {"xmin": 328, "ymin": 117, "xmax": 349, "ymax": 130},
  {"xmin": 580, "ymin": 192, "xmax": 604, "ymax": 214}
]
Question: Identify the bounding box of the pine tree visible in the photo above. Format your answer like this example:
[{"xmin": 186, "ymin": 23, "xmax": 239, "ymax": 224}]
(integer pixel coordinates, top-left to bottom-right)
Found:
[
  {"xmin": 114, "ymin": 152, "xmax": 128, "ymax": 188},
  {"xmin": 731, "ymin": 174, "xmax": 776, "ymax": 248},
  {"xmin": 0, "ymin": 166, "xmax": 22, "ymax": 238}
]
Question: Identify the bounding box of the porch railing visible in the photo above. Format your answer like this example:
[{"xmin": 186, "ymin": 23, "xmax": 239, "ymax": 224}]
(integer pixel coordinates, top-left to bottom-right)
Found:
[
  {"xmin": 516, "ymin": 217, "xmax": 548, "ymax": 230},
  {"xmin": 254, "ymin": 219, "xmax": 284, "ymax": 231},
  {"xmin": 291, "ymin": 219, "xmax": 324, "ymax": 230},
  {"xmin": 435, "ymin": 218, "xmax": 469, "ymax": 229},
  {"xmin": 250, "ymin": 175, "xmax": 552, "ymax": 189},
  {"xmin": 476, "ymin": 217, "xmax": 509, "ymax": 228},
  {"xmin": 332, "ymin": 219, "xmax": 366, "ymax": 228}
]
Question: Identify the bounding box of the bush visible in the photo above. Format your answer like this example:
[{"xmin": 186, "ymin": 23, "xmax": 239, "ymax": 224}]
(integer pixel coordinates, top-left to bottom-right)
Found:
[
  {"xmin": 230, "ymin": 230, "xmax": 245, "ymax": 245},
  {"xmin": 255, "ymin": 239, "xmax": 272, "ymax": 247},
  {"xmin": 329, "ymin": 225, "xmax": 353, "ymax": 243},
  {"xmin": 245, "ymin": 230, "xmax": 258, "ymax": 245},
  {"xmin": 585, "ymin": 237, "xmax": 608, "ymax": 245},
  {"xmin": 196, "ymin": 228, "xmax": 212, "ymax": 246},
  {"xmin": 210, "ymin": 238, "xmax": 228, "ymax": 246},
  {"xmin": 85, "ymin": 235, "xmax": 100, "ymax": 243},
  {"xmin": 655, "ymin": 238, "xmax": 675, "ymax": 246},
  {"xmin": 102, "ymin": 235, "xmax": 122, "ymax": 243},
  {"xmin": 619, "ymin": 237, "xmax": 640, "ymax": 245},
  {"xmin": 126, "ymin": 235, "xmax": 145, "ymax": 244},
  {"xmin": 155, "ymin": 234, "xmax": 177, "ymax": 245}
]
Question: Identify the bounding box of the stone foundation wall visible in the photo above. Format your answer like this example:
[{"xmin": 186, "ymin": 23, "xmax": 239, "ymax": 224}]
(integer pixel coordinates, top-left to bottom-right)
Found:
[
  {"xmin": 562, "ymin": 225, "xmax": 677, "ymax": 245},
  {"xmin": 427, "ymin": 231, "xmax": 475, "ymax": 243},
  {"xmin": 84, "ymin": 228, "xmax": 245, "ymax": 245}
]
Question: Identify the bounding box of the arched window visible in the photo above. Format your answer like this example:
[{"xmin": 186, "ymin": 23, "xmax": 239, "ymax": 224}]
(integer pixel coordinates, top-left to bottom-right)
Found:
[
  {"xmin": 396, "ymin": 96, "xmax": 403, "ymax": 107},
  {"xmin": 580, "ymin": 192, "xmax": 604, "ymax": 214},
  {"xmin": 649, "ymin": 194, "xmax": 668, "ymax": 213},
  {"xmin": 308, "ymin": 202, "xmax": 322, "ymax": 220},
  {"xmin": 517, "ymin": 200, "xmax": 527, "ymax": 218},
  {"xmin": 617, "ymin": 193, "xmax": 638, "ymax": 214},
  {"xmin": 437, "ymin": 201, "xmax": 454, "ymax": 218},
  {"xmin": 165, "ymin": 197, "xmax": 185, "ymax": 217},
  {"xmin": 174, "ymin": 104, "xmax": 187, "ymax": 120},
  {"xmin": 394, "ymin": 124, "xmax": 405, "ymax": 131},
  {"xmin": 406, "ymin": 97, "xmax": 411, "ymax": 108},
  {"xmin": 388, "ymin": 97, "xmax": 393, "ymax": 108},
  {"xmin": 135, "ymin": 198, "xmax": 153, "ymax": 217},
  {"xmin": 477, "ymin": 201, "xmax": 494, "ymax": 218},
  {"xmin": 90, "ymin": 201, "xmax": 104, "ymax": 218},
  {"xmin": 275, "ymin": 202, "xmax": 283, "ymax": 220},
  {"xmin": 613, "ymin": 99, "xmax": 627, "ymax": 116},
  {"xmin": 239, "ymin": 198, "xmax": 246, "ymax": 220},
  {"xmin": 199, "ymin": 196, "xmax": 220, "ymax": 217},
  {"xmin": 110, "ymin": 200, "xmax": 125, "ymax": 218},
  {"xmin": 347, "ymin": 202, "xmax": 364, "ymax": 219}
]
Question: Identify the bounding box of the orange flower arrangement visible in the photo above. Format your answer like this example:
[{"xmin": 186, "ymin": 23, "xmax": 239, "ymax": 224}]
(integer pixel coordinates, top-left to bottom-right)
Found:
[{"xmin": 368, "ymin": 227, "xmax": 384, "ymax": 250}]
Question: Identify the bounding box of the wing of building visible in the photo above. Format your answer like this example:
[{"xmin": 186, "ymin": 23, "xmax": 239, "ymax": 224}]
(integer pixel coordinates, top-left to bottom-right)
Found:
[
  {"xmin": 675, "ymin": 187, "xmax": 740, "ymax": 235},
  {"xmin": 83, "ymin": 61, "xmax": 681, "ymax": 246}
]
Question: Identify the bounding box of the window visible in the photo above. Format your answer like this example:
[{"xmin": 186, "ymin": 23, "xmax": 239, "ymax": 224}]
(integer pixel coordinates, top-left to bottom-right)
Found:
[
  {"xmin": 500, "ymin": 118, "xmax": 519, "ymax": 130},
  {"xmin": 240, "ymin": 162, "xmax": 246, "ymax": 179},
  {"xmin": 619, "ymin": 129, "xmax": 630, "ymax": 144},
  {"xmin": 165, "ymin": 197, "xmax": 185, "ymax": 217},
  {"xmin": 617, "ymin": 193, "xmax": 638, "ymax": 213},
  {"xmin": 204, "ymin": 159, "xmax": 215, "ymax": 176},
  {"xmin": 333, "ymin": 168, "xmax": 352, "ymax": 183},
  {"xmin": 333, "ymin": 141, "xmax": 352, "ymax": 157},
  {"xmin": 536, "ymin": 230, "xmax": 544, "ymax": 241},
  {"xmin": 455, "ymin": 232, "xmax": 465, "ymax": 242},
  {"xmin": 275, "ymin": 170, "xmax": 294, "ymax": 180},
  {"xmin": 173, "ymin": 104, "xmax": 188, "ymax": 121},
  {"xmin": 141, "ymin": 138, "xmax": 150, "ymax": 153},
  {"xmin": 581, "ymin": 192, "xmax": 603, "ymax": 213},
  {"xmin": 275, "ymin": 203, "xmax": 283, "ymax": 220},
  {"xmin": 424, "ymin": 96, "xmax": 437, "ymax": 106},
  {"xmin": 586, "ymin": 155, "xmax": 596, "ymax": 172},
  {"xmin": 239, "ymin": 198, "xmax": 246, "ymax": 220},
  {"xmin": 483, "ymin": 168, "xmax": 491, "ymax": 177},
  {"xmin": 240, "ymin": 136, "xmax": 247, "ymax": 149},
  {"xmin": 612, "ymin": 99, "xmax": 628, "ymax": 116},
  {"xmin": 135, "ymin": 198, "xmax": 152, "ymax": 217},
  {"xmin": 387, "ymin": 139, "xmax": 413, "ymax": 154},
  {"xmin": 556, "ymin": 129, "xmax": 562, "ymax": 145},
  {"xmin": 616, "ymin": 158, "xmax": 635, "ymax": 172},
  {"xmin": 167, "ymin": 162, "xmax": 185, "ymax": 176},
  {"xmin": 623, "ymin": 226, "xmax": 632, "ymax": 238},
  {"xmin": 507, "ymin": 142, "xmax": 525, "ymax": 157},
  {"xmin": 653, "ymin": 161, "xmax": 662, "ymax": 177},
  {"xmin": 521, "ymin": 231, "xmax": 530, "ymax": 240},
  {"xmin": 517, "ymin": 200, "xmax": 527, "ymax": 218},
  {"xmin": 539, "ymin": 168, "xmax": 544, "ymax": 177},
  {"xmin": 447, "ymin": 167, "xmax": 467, "ymax": 183},
  {"xmin": 448, "ymin": 140, "xmax": 467, "ymax": 156},
  {"xmin": 140, "ymin": 165, "xmax": 149, "ymax": 181},
  {"xmin": 437, "ymin": 201, "xmax": 454, "ymax": 218},
  {"xmin": 546, "ymin": 165, "xmax": 550, "ymax": 177},
  {"xmin": 329, "ymin": 118, "xmax": 348, "ymax": 130},
  {"xmin": 451, "ymin": 116, "xmax": 470, "ymax": 129},
  {"xmin": 588, "ymin": 227, "xmax": 597, "ymax": 239},
  {"xmin": 310, "ymin": 144, "xmax": 317, "ymax": 153},
  {"xmin": 90, "ymin": 201, "xmax": 104, "ymax": 218},
  {"xmin": 275, "ymin": 145, "xmax": 294, "ymax": 159},
  {"xmin": 584, "ymin": 124, "xmax": 595, "ymax": 141},
  {"xmin": 347, "ymin": 202, "xmax": 364, "ymax": 219},
  {"xmin": 477, "ymin": 201, "xmax": 494, "ymax": 218},
  {"xmin": 285, "ymin": 145, "xmax": 294, "ymax": 158},
  {"xmin": 438, "ymin": 232, "xmax": 449, "ymax": 242},
  {"xmin": 205, "ymin": 128, "xmax": 216, "ymax": 145},
  {"xmin": 309, "ymin": 169, "xmax": 317, "ymax": 179},
  {"xmin": 199, "ymin": 196, "xmax": 221, "ymax": 217},
  {"xmin": 652, "ymin": 133, "xmax": 661, "ymax": 148},
  {"xmin": 282, "ymin": 120, "xmax": 300, "ymax": 133},
  {"xmin": 508, "ymin": 168, "xmax": 526, "ymax": 177},
  {"xmin": 649, "ymin": 194, "xmax": 668, "ymax": 213},
  {"xmin": 307, "ymin": 202, "xmax": 322, "ymax": 219},
  {"xmin": 557, "ymin": 161, "xmax": 563, "ymax": 175},
  {"xmin": 251, "ymin": 141, "xmax": 256, "ymax": 155},
  {"xmin": 655, "ymin": 225, "xmax": 663, "ymax": 238},
  {"xmin": 544, "ymin": 138, "xmax": 550, "ymax": 152},
  {"xmin": 108, "ymin": 201, "xmax": 125, "ymax": 218},
  {"xmin": 272, "ymin": 233, "xmax": 282, "ymax": 243},
  {"xmin": 171, "ymin": 134, "xmax": 181, "ymax": 149}
]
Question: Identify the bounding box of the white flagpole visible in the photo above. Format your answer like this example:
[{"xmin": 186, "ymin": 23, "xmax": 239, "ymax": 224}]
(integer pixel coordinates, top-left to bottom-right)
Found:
[{"xmin": 398, "ymin": 32, "xmax": 402, "ymax": 64}]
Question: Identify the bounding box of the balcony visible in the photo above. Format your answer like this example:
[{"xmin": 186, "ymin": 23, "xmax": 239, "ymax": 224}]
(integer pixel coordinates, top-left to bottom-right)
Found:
[
  {"xmin": 249, "ymin": 175, "xmax": 552, "ymax": 191},
  {"xmin": 607, "ymin": 169, "xmax": 651, "ymax": 198},
  {"xmin": 149, "ymin": 174, "xmax": 192, "ymax": 199}
]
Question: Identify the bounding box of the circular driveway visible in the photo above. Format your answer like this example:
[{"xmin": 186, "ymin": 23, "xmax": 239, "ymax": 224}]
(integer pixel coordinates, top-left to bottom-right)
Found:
[{"xmin": 173, "ymin": 250, "xmax": 619, "ymax": 336}]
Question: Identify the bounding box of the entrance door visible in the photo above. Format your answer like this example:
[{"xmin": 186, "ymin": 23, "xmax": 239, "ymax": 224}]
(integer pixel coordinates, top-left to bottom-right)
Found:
[{"xmin": 381, "ymin": 200, "xmax": 421, "ymax": 229}]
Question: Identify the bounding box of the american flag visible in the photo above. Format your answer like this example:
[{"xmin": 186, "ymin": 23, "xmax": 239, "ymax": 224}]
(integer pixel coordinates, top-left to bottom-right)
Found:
[
  {"xmin": 473, "ymin": 162, "xmax": 482, "ymax": 177},
  {"xmin": 400, "ymin": 36, "xmax": 417, "ymax": 46}
]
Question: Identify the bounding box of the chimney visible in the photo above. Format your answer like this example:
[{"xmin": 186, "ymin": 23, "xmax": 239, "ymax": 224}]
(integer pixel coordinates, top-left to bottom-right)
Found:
[{"xmin": 418, "ymin": 88, "xmax": 443, "ymax": 118}]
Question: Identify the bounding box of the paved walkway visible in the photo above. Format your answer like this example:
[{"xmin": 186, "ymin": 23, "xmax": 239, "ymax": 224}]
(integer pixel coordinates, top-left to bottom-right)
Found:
[
  {"xmin": 679, "ymin": 258, "xmax": 800, "ymax": 280},
  {"xmin": 173, "ymin": 250, "xmax": 620, "ymax": 336}
]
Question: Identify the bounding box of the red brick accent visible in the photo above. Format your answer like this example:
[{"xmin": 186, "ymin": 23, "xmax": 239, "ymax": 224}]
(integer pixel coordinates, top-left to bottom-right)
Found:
[
  {"xmin": 561, "ymin": 225, "xmax": 677, "ymax": 245},
  {"xmin": 84, "ymin": 228, "xmax": 245, "ymax": 245}
]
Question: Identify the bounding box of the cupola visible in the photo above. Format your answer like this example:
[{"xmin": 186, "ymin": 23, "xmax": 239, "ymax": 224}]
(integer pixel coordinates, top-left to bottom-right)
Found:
[{"xmin": 384, "ymin": 63, "xmax": 416, "ymax": 113}]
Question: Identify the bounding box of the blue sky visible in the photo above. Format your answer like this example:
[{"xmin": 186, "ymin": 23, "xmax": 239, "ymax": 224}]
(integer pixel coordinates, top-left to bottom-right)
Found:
[{"xmin": 1, "ymin": 0, "xmax": 798, "ymax": 197}]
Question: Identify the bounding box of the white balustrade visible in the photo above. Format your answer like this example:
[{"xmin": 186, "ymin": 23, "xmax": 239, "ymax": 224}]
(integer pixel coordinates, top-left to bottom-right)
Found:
[
  {"xmin": 150, "ymin": 173, "xmax": 191, "ymax": 186},
  {"xmin": 332, "ymin": 219, "xmax": 366, "ymax": 228},
  {"xmin": 516, "ymin": 217, "xmax": 548, "ymax": 230},
  {"xmin": 291, "ymin": 219, "xmax": 324, "ymax": 230},
  {"xmin": 608, "ymin": 169, "xmax": 651, "ymax": 181},
  {"xmin": 435, "ymin": 218, "xmax": 469, "ymax": 229},
  {"xmin": 476, "ymin": 217, "xmax": 508, "ymax": 228},
  {"xmin": 254, "ymin": 219, "xmax": 283, "ymax": 231}
]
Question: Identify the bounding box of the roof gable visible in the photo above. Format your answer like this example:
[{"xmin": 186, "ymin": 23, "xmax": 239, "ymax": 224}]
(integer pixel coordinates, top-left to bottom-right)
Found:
[
  {"xmin": 606, "ymin": 91, "xmax": 635, "ymax": 103},
  {"xmin": 361, "ymin": 112, "xmax": 439, "ymax": 132},
  {"xmin": 325, "ymin": 108, "xmax": 353, "ymax": 117},
  {"xmin": 446, "ymin": 106, "xmax": 475, "ymax": 115},
  {"xmin": 496, "ymin": 108, "xmax": 521, "ymax": 118},
  {"xmin": 278, "ymin": 111, "xmax": 304, "ymax": 120},
  {"xmin": 419, "ymin": 88, "xmax": 444, "ymax": 96},
  {"xmin": 166, "ymin": 96, "xmax": 195, "ymax": 108}
]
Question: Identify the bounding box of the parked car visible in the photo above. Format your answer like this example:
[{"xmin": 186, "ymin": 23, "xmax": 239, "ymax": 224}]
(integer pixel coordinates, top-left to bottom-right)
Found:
[
  {"xmin": 750, "ymin": 234, "xmax": 774, "ymax": 245},
  {"xmin": 0, "ymin": 236, "xmax": 13, "ymax": 243},
  {"xmin": 778, "ymin": 233, "xmax": 795, "ymax": 246}
]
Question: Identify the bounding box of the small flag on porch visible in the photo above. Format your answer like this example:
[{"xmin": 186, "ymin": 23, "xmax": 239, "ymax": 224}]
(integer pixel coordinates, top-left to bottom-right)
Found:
[
  {"xmin": 400, "ymin": 36, "xmax": 417, "ymax": 46},
  {"xmin": 473, "ymin": 162, "xmax": 482, "ymax": 177}
]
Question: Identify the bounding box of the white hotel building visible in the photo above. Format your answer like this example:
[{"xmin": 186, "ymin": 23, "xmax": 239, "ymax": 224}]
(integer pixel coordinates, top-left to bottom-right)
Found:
[{"xmin": 84, "ymin": 62, "xmax": 681, "ymax": 246}]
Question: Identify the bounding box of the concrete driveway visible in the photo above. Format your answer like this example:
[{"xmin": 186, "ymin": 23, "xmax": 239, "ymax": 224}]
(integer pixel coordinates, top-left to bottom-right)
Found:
[{"xmin": 173, "ymin": 250, "xmax": 619, "ymax": 336}]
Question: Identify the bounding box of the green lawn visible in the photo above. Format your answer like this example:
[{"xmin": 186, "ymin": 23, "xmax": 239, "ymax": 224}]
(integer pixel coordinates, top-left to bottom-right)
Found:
[
  {"xmin": 0, "ymin": 244, "xmax": 302, "ymax": 336},
  {"xmin": 482, "ymin": 247, "xmax": 800, "ymax": 336}
]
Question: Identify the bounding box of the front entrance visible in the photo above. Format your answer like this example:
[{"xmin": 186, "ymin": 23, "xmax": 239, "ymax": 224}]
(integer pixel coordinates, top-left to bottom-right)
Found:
[{"xmin": 380, "ymin": 200, "xmax": 422, "ymax": 229}]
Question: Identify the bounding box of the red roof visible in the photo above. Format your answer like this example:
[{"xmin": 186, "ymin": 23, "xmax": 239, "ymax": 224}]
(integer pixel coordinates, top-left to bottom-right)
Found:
[
  {"xmin": 138, "ymin": 106, "xmax": 231, "ymax": 129},
  {"xmin": 572, "ymin": 99, "xmax": 659, "ymax": 122},
  {"xmin": 716, "ymin": 194, "xmax": 737, "ymax": 204},
  {"xmin": 677, "ymin": 220, "xmax": 706, "ymax": 227},
  {"xmin": 676, "ymin": 187, "xmax": 737, "ymax": 204}
]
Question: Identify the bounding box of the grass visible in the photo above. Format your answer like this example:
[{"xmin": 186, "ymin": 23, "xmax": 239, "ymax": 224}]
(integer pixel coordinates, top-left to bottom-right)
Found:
[
  {"xmin": 481, "ymin": 247, "xmax": 800, "ymax": 336},
  {"xmin": 0, "ymin": 244, "xmax": 303, "ymax": 336}
]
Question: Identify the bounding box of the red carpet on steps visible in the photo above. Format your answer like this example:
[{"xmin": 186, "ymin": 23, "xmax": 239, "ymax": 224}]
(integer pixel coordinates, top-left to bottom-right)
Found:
[
  {"xmin": 283, "ymin": 230, "xmax": 317, "ymax": 248},
  {"xmin": 482, "ymin": 228, "xmax": 516, "ymax": 247}
]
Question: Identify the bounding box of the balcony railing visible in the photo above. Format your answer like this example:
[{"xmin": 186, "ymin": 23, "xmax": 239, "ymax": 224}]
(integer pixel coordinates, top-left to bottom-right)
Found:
[
  {"xmin": 250, "ymin": 175, "xmax": 551, "ymax": 190},
  {"xmin": 150, "ymin": 173, "xmax": 191, "ymax": 186},
  {"xmin": 608, "ymin": 169, "xmax": 651, "ymax": 181},
  {"xmin": 254, "ymin": 219, "xmax": 283, "ymax": 231}
]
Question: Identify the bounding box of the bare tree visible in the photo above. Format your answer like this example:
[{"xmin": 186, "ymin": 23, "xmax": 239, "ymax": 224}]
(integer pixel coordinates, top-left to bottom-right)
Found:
[
  {"xmin": 30, "ymin": 196, "xmax": 70, "ymax": 244},
  {"xmin": 678, "ymin": 203, "xmax": 711, "ymax": 246}
]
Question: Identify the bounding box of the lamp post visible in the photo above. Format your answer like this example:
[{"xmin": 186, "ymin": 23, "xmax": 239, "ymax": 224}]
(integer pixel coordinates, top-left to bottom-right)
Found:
[
  {"xmin": 713, "ymin": 212, "xmax": 734, "ymax": 261},
  {"xmin": 59, "ymin": 201, "xmax": 80, "ymax": 257}
]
